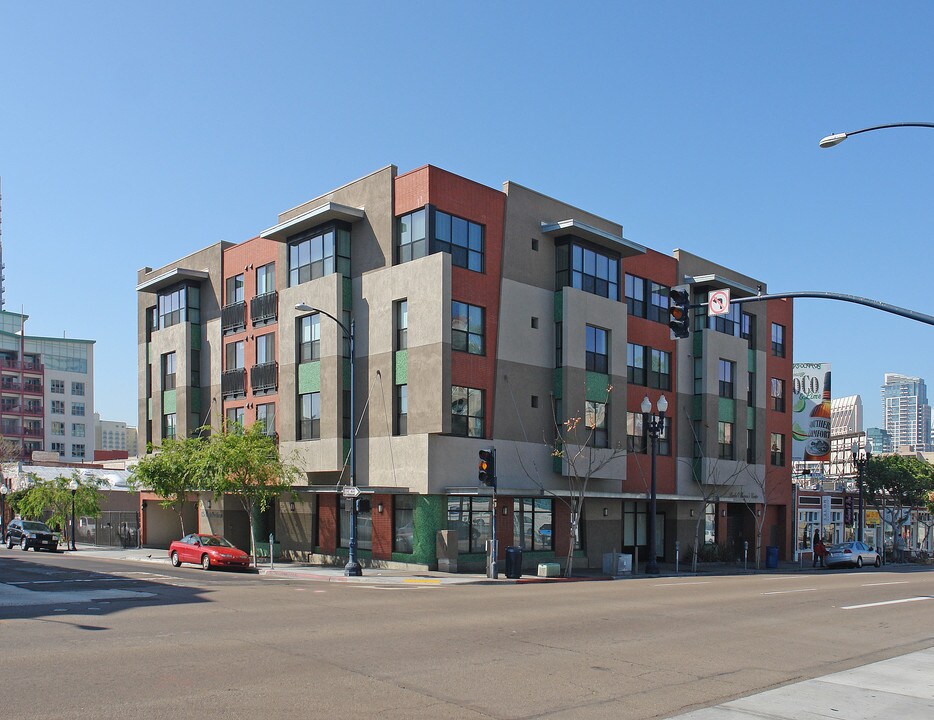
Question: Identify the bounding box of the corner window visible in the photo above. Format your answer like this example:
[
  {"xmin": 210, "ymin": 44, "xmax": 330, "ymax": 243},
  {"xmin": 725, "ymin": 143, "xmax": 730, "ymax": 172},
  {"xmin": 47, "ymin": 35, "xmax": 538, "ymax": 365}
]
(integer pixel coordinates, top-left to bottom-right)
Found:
[
  {"xmin": 451, "ymin": 386, "xmax": 484, "ymax": 438},
  {"xmin": 452, "ymin": 301, "xmax": 484, "ymax": 355},
  {"xmin": 557, "ymin": 243, "xmax": 619, "ymax": 300},
  {"xmin": 158, "ymin": 282, "xmax": 199, "ymax": 329},
  {"xmin": 434, "ymin": 210, "xmax": 483, "ymax": 272},
  {"xmin": 288, "ymin": 225, "xmax": 350, "ymax": 286},
  {"xmin": 396, "ymin": 209, "xmax": 427, "ymax": 264}
]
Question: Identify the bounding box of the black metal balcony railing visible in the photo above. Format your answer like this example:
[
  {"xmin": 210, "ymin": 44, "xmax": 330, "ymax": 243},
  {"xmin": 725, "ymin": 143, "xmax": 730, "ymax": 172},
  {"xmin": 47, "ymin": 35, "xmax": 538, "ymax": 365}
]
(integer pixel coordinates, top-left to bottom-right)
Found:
[
  {"xmin": 23, "ymin": 382, "xmax": 43, "ymax": 395},
  {"xmin": 250, "ymin": 291, "xmax": 278, "ymax": 325},
  {"xmin": 250, "ymin": 362, "xmax": 278, "ymax": 393},
  {"xmin": 23, "ymin": 404, "xmax": 43, "ymax": 416},
  {"xmin": 222, "ymin": 301, "xmax": 246, "ymax": 333},
  {"xmin": 1, "ymin": 359, "xmax": 44, "ymax": 373},
  {"xmin": 221, "ymin": 368, "xmax": 246, "ymax": 398},
  {"xmin": 23, "ymin": 426, "xmax": 43, "ymax": 438}
]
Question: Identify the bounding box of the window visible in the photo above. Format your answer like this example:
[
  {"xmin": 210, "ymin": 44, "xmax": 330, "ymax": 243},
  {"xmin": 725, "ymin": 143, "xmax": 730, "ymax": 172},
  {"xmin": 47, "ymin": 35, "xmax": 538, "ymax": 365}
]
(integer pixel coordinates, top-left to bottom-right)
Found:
[
  {"xmin": 712, "ymin": 303, "xmax": 740, "ymax": 336},
  {"xmin": 51, "ymin": 379, "xmax": 64, "ymax": 394},
  {"xmin": 395, "ymin": 384, "xmax": 407, "ymax": 436},
  {"xmin": 299, "ymin": 314, "xmax": 320, "ymax": 363},
  {"xmin": 163, "ymin": 414, "xmax": 176, "ymax": 440},
  {"xmin": 627, "ymin": 343, "xmax": 645, "ymax": 385},
  {"xmin": 447, "ymin": 496, "xmax": 492, "ymax": 554},
  {"xmin": 72, "ymin": 402, "xmax": 85, "ymax": 417},
  {"xmin": 395, "ymin": 300, "xmax": 408, "ymax": 351},
  {"xmin": 255, "ymin": 404, "xmax": 276, "ymax": 437},
  {"xmin": 585, "ymin": 401, "xmax": 608, "ymax": 448},
  {"xmin": 586, "ymin": 325, "xmax": 608, "ymax": 373},
  {"xmin": 747, "ymin": 429, "xmax": 756, "ymax": 464},
  {"xmin": 513, "ymin": 498, "xmax": 554, "ymax": 551},
  {"xmin": 162, "ymin": 352, "xmax": 176, "ymax": 390},
  {"xmin": 747, "ymin": 372, "xmax": 755, "ymax": 406},
  {"xmin": 704, "ymin": 503, "xmax": 717, "ymax": 544},
  {"xmin": 771, "ymin": 433, "xmax": 785, "ymax": 466},
  {"xmin": 288, "ymin": 225, "xmax": 351, "ymax": 286},
  {"xmin": 451, "ymin": 386, "xmax": 483, "ymax": 438},
  {"xmin": 452, "ymin": 301, "xmax": 484, "ymax": 355},
  {"xmin": 256, "ymin": 333, "xmax": 275, "ymax": 365},
  {"xmin": 648, "ymin": 282, "xmax": 670, "ymax": 323},
  {"xmin": 191, "ymin": 349, "xmax": 201, "ymax": 388},
  {"xmin": 225, "ymin": 407, "xmax": 244, "ymax": 430},
  {"xmin": 339, "ymin": 497, "xmax": 372, "ymax": 552},
  {"xmin": 50, "ymin": 442, "xmax": 65, "ymax": 456},
  {"xmin": 555, "ymin": 322, "xmax": 562, "ymax": 368},
  {"xmin": 771, "ymin": 378, "xmax": 785, "ymax": 412},
  {"xmin": 556, "ymin": 243, "xmax": 618, "ymax": 300},
  {"xmin": 51, "ymin": 421, "xmax": 65, "ymax": 436},
  {"xmin": 51, "ymin": 400, "xmax": 65, "ymax": 415},
  {"xmin": 433, "ymin": 210, "xmax": 483, "ymax": 272},
  {"xmin": 771, "ymin": 323, "xmax": 786, "ymax": 357},
  {"xmin": 72, "ymin": 423, "xmax": 85, "ymax": 437},
  {"xmin": 72, "ymin": 444, "xmax": 85, "ymax": 459},
  {"xmin": 741, "ymin": 312, "xmax": 756, "ymax": 347},
  {"xmin": 393, "ymin": 495, "xmax": 416, "ymax": 553},
  {"xmin": 225, "ymin": 273, "xmax": 244, "ymax": 304},
  {"xmin": 624, "ymin": 274, "xmax": 645, "ymax": 316},
  {"xmin": 648, "ymin": 349, "xmax": 671, "ymax": 390},
  {"xmin": 226, "ymin": 341, "xmax": 244, "ymax": 370},
  {"xmin": 396, "ymin": 209, "xmax": 427, "ymax": 264},
  {"xmin": 256, "ymin": 263, "xmax": 276, "ymax": 295},
  {"xmin": 157, "ymin": 282, "xmax": 199, "ymax": 329},
  {"xmin": 718, "ymin": 422, "xmax": 734, "ymax": 460},
  {"xmin": 719, "ymin": 360, "xmax": 735, "ymax": 399},
  {"xmin": 71, "ymin": 381, "xmax": 85, "ymax": 396},
  {"xmin": 299, "ymin": 392, "xmax": 320, "ymax": 440},
  {"xmin": 627, "ymin": 412, "xmax": 646, "ymax": 453}
]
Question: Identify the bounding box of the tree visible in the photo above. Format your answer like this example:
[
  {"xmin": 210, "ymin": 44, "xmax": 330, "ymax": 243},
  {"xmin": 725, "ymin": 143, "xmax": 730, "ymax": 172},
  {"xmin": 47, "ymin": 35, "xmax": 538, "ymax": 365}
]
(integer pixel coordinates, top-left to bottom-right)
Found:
[
  {"xmin": 130, "ymin": 436, "xmax": 206, "ymax": 537},
  {"xmin": 14, "ymin": 471, "xmax": 103, "ymax": 546},
  {"xmin": 864, "ymin": 454, "xmax": 934, "ymax": 557},
  {"xmin": 201, "ymin": 422, "xmax": 299, "ymax": 567}
]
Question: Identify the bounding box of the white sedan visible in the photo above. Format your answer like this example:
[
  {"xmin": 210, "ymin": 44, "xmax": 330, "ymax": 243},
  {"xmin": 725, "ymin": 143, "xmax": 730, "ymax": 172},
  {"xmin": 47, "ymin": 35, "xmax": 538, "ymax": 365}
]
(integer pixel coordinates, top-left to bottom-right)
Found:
[{"xmin": 825, "ymin": 541, "xmax": 881, "ymax": 569}]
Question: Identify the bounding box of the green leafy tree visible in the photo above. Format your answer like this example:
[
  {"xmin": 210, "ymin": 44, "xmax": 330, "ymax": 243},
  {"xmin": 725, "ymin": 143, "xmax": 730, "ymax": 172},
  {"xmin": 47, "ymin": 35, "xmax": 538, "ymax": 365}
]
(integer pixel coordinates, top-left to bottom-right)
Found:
[
  {"xmin": 864, "ymin": 454, "xmax": 934, "ymax": 555},
  {"xmin": 130, "ymin": 437, "xmax": 206, "ymax": 537},
  {"xmin": 201, "ymin": 422, "xmax": 299, "ymax": 567},
  {"xmin": 15, "ymin": 471, "xmax": 103, "ymax": 546}
]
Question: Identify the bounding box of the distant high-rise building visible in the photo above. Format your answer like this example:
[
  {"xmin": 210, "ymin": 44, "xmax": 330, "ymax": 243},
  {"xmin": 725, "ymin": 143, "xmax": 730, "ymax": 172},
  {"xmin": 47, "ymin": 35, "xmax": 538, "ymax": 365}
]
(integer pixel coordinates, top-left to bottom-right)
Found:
[
  {"xmin": 881, "ymin": 374, "xmax": 931, "ymax": 452},
  {"xmin": 831, "ymin": 394, "xmax": 862, "ymax": 435},
  {"xmin": 865, "ymin": 426, "xmax": 892, "ymax": 454}
]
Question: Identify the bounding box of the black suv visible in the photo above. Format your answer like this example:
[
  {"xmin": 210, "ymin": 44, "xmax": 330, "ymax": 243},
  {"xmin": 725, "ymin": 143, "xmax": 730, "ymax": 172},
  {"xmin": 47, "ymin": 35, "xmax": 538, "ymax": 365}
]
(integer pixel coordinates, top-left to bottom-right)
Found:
[{"xmin": 5, "ymin": 519, "xmax": 60, "ymax": 551}]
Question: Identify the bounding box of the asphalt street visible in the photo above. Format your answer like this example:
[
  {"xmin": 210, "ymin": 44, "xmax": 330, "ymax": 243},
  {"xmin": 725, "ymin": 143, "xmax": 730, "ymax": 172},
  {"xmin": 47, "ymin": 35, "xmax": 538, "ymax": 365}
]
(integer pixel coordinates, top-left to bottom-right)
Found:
[{"xmin": 2, "ymin": 548, "xmax": 932, "ymax": 719}]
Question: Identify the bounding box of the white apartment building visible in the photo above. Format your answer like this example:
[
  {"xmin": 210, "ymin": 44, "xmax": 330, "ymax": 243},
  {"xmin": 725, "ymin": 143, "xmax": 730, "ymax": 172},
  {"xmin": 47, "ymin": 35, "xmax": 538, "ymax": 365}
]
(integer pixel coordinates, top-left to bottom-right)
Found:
[
  {"xmin": 831, "ymin": 394, "xmax": 862, "ymax": 436},
  {"xmin": 94, "ymin": 413, "xmax": 131, "ymax": 454}
]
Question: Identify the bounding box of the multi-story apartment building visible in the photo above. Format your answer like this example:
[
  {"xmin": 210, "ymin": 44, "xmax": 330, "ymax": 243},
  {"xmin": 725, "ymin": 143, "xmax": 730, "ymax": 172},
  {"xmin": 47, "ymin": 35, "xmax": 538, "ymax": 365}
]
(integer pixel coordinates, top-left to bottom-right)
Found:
[
  {"xmin": 94, "ymin": 413, "xmax": 130, "ymax": 455},
  {"xmin": 882, "ymin": 373, "xmax": 931, "ymax": 452},
  {"xmin": 0, "ymin": 310, "xmax": 94, "ymax": 461},
  {"xmin": 137, "ymin": 164, "xmax": 794, "ymax": 570}
]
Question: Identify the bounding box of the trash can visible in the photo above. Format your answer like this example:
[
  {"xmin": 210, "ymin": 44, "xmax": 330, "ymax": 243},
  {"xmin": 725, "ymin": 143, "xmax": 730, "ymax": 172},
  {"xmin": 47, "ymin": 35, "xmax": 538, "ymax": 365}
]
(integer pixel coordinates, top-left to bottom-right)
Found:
[
  {"xmin": 766, "ymin": 545, "xmax": 779, "ymax": 569},
  {"xmin": 504, "ymin": 546, "xmax": 523, "ymax": 579}
]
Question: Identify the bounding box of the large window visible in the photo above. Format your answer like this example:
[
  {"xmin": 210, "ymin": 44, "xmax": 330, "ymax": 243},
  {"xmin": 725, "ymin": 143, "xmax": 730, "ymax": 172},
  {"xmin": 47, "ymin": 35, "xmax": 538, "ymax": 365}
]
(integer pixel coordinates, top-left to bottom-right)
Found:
[
  {"xmin": 72, "ymin": 444, "xmax": 85, "ymax": 459},
  {"xmin": 256, "ymin": 263, "xmax": 276, "ymax": 295},
  {"xmin": 51, "ymin": 379, "xmax": 64, "ymax": 394},
  {"xmin": 586, "ymin": 325, "xmax": 608, "ymax": 373},
  {"xmin": 157, "ymin": 283, "xmax": 200, "ymax": 329},
  {"xmin": 451, "ymin": 386, "xmax": 484, "ymax": 438},
  {"xmin": 163, "ymin": 414, "xmax": 176, "ymax": 440},
  {"xmin": 513, "ymin": 498, "xmax": 554, "ymax": 551},
  {"xmin": 162, "ymin": 352, "xmax": 176, "ymax": 390},
  {"xmin": 741, "ymin": 312, "xmax": 756, "ymax": 347},
  {"xmin": 586, "ymin": 401, "xmax": 608, "ymax": 448},
  {"xmin": 71, "ymin": 381, "xmax": 85, "ymax": 396},
  {"xmin": 72, "ymin": 423, "xmax": 85, "ymax": 437},
  {"xmin": 51, "ymin": 400, "xmax": 64, "ymax": 415},
  {"xmin": 225, "ymin": 407, "xmax": 244, "ymax": 430},
  {"xmin": 771, "ymin": 323, "xmax": 786, "ymax": 357},
  {"xmin": 299, "ymin": 314, "xmax": 320, "ymax": 363},
  {"xmin": 396, "ymin": 209, "xmax": 427, "ymax": 264},
  {"xmin": 719, "ymin": 360, "xmax": 735, "ymax": 399},
  {"xmin": 625, "ymin": 274, "xmax": 669, "ymax": 322},
  {"xmin": 452, "ymin": 301, "xmax": 484, "ymax": 355},
  {"xmin": 771, "ymin": 378, "xmax": 785, "ymax": 412},
  {"xmin": 718, "ymin": 421, "xmax": 734, "ymax": 460},
  {"xmin": 288, "ymin": 225, "xmax": 351, "ymax": 286},
  {"xmin": 395, "ymin": 300, "xmax": 408, "ymax": 351},
  {"xmin": 395, "ymin": 384, "xmax": 407, "ymax": 436},
  {"xmin": 51, "ymin": 421, "xmax": 65, "ymax": 436},
  {"xmin": 557, "ymin": 243, "xmax": 619, "ymax": 300},
  {"xmin": 648, "ymin": 282, "xmax": 670, "ymax": 323},
  {"xmin": 624, "ymin": 274, "xmax": 645, "ymax": 316},
  {"xmin": 434, "ymin": 210, "xmax": 484, "ymax": 272},
  {"xmin": 393, "ymin": 495, "xmax": 415, "ymax": 553},
  {"xmin": 712, "ymin": 303, "xmax": 740, "ymax": 336},
  {"xmin": 448, "ymin": 496, "xmax": 492, "ymax": 554},
  {"xmin": 299, "ymin": 392, "xmax": 320, "ymax": 440},
  {"xmin": 226, "ymin": 341, "xmax": 244, "ymax": 370},
  {"xmin": 626, "ymin": 412, "xmax": 646, "ymax": 453},
  {"xmin": 627, "ymin": 343, "xmax": 645, "ymax": 385},
  {"xmin": 225, "ymin": 273, "xmax": 244, "ymax": 304},
  {"xmin": 771, "ymin": 433, "xmax": 785, "ymax": 466},
  {"xmin": 340, "ymin": 497, "xmax": 372, "ymax": 552}
]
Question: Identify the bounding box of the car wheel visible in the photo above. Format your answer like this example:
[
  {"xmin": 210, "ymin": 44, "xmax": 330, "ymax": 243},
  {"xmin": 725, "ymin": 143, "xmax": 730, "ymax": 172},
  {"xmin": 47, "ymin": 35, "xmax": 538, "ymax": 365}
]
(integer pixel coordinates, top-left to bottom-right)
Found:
[
  {"xmin": 170, "ymin": 551, "xmax": 181, "ymax": 568},
  {"xmin": 20, "ymin": 537, "xmax": 28, "ymax": 551},
  {"xmin": 874, "ymin": 556, "xmax": 881, "ymax": 568},
  {"xmin": 5, "ymin": 536, "xmax": 12, "ymax": 549},
  {"xmin": 201, "ymin": 554, "xmax": 211, "ymax": 571},
  {"xmin": 856, "ymin": 556, "xmax": 863, "ymax": 568}
]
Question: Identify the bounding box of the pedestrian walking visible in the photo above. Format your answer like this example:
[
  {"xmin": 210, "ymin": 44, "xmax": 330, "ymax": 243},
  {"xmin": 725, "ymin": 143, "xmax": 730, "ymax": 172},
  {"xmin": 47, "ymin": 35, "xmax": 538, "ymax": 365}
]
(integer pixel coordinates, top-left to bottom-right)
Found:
[{"xmin": 813, "ymin": 531, "xmax": 826, "ymax": 568}]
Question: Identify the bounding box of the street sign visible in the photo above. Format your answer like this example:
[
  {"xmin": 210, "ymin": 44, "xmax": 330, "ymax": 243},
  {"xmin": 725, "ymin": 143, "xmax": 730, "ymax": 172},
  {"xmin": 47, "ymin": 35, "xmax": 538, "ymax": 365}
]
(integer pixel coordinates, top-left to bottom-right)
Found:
[
  {"xmin": 341, "ymin": 486, "xmax": 361, "ymax": 498},
  {"xmin": 708, "ymin": 288, "xmax": 731, "ymax": 316}
]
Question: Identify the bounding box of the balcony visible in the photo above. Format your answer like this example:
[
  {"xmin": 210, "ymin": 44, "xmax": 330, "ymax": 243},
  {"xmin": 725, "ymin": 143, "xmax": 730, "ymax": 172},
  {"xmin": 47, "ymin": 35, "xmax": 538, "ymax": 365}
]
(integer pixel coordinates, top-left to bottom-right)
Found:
[
  {"xmin": 1, "ymin": 359, "xmax": 44, "ymax": 373},
  {"xmin": 23, "ymin": 426, "xmax": 43, "ymax": 438},
  {"xmin": 250, "ymin": 291, "xmax": 278, "ymax": 325},
  {"xmin": 221, "ymin": 368, "xmax": 246, "ymax": 398},
  {"xmin": 222, "ymin": 301, "xmax": 246, "ymax": 334},
  {"xmin": 250, "ymin": 362, "xmax": 278, "ymax": 394},
  {"xmin": 22, "ymin": 382, "xmax": 43, "ymax": 395},
  {"xmin": 23, "ymin": 403, "xmax": 43, "ymax": 416},
  {"xmin": 1, "ymin": 380, "xmax": 20, "ymax": 392},
  {"xmin": 1, "ymin": 402, "xmax": 21, "ymax": 414}
]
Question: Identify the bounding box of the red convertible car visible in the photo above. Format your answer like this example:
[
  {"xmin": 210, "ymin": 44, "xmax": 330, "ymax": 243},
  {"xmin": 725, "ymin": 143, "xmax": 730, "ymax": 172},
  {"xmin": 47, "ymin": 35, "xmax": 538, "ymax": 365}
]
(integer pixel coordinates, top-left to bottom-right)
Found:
[{"xmin": 168, "ymin": 533, "xmax": 250, "ymax": 570}]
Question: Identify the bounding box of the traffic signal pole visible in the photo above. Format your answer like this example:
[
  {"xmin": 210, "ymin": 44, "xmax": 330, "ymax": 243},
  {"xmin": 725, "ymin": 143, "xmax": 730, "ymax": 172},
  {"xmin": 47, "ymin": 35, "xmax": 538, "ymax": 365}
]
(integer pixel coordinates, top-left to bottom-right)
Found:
[{"xmin": 712, "ymin": 291, "xmax": 934, "ymax": 327}]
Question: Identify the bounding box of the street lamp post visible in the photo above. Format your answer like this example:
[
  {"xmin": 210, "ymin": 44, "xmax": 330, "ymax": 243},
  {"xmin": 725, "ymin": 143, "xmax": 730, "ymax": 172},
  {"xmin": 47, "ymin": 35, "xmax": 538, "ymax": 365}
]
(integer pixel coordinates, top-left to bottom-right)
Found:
[
  {"xmin": 70, "ymin": 485, "xmax": 77, "ymax": 551},
  {"xmin": 819, "ymin": 122, "xmax": 934, "ymax": 148},
  {"xmin": 0, "ymin": 484, "xmax": 8, "ymax": 539},
  {"xmin": 641, "ymin": 394, "xmax": 668, "ymax": 575},
  {"xmin": 295, "ymin": 303, "xmax": 362, "ymax": 577},
  {"xmin": 851, "ymin": 439, "xmax": 872, "ymax": 543}
]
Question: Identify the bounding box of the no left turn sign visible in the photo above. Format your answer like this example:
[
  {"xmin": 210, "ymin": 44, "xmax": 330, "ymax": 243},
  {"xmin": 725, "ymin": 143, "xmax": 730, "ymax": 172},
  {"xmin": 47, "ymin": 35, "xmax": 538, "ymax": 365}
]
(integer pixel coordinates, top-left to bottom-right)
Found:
[{"xmin": 708, "ymin": 289, "xmax": 731, "ymax": 316}]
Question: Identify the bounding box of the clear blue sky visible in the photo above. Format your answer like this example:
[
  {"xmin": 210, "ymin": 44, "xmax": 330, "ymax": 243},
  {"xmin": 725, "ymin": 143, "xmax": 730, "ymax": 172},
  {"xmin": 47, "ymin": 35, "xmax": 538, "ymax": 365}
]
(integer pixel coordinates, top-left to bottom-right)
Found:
[{"xmin": 1, "ymin": 2, "xmax": 932, "ymax": 431}]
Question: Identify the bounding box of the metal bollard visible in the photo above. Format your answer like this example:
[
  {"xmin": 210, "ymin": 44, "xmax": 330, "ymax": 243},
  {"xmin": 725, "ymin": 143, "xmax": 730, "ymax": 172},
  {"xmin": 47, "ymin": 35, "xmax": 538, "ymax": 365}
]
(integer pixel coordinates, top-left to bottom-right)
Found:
[
  {"xmin": 269, "ymin": 533, "xmax": 274, "ymax": 571},
  {"xmin": 744, "ymin": 541, "xmax": 748, "ymax": 572},
  {"xmin": 675, "ymin": 540, "xmax": 680, "ymax": 575}
]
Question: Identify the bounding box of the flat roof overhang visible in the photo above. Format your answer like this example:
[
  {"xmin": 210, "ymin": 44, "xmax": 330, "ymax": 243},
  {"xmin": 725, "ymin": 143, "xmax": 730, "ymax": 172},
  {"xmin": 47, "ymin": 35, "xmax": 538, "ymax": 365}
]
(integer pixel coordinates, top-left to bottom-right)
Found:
[
  {"xmin": 685, "ymin": 273, "xmax": 760, "ymax": 298},
  {"xmin": 541, "ymin": 219, "xmax": 646, "ymax": 258},
  {"xmin": 261, "ymin": 202, "xmax": 366, "ymax": 242},
  {"xmin": 136, "ymin": 268, "xmax": 210, "ymax": 294}
]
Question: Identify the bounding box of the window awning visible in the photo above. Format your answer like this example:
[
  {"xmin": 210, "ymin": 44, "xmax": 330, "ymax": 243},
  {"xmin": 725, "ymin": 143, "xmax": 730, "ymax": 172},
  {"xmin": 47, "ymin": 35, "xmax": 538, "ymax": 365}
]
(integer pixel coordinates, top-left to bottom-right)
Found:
[
  {"xmin": 136, "ymin": 268, "xmax": 210, "ymax": 294},
  {"xmin": 685, "ymin": 274, "xmax": 760, "ymax": 298},
  {"xmin": 541, "ymin": 219, "xmax": 646, "ymax": 258},
  {"xmin": 261, "ymin": 202, "xmax": 365, "ymax": 242}
]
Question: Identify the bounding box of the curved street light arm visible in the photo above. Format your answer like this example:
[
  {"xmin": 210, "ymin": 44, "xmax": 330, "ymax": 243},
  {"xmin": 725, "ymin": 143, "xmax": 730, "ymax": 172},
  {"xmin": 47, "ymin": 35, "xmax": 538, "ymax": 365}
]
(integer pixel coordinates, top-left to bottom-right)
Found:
[{"xmin": 820, "ymin": 122, "xmax": 934, "ymax": 148}]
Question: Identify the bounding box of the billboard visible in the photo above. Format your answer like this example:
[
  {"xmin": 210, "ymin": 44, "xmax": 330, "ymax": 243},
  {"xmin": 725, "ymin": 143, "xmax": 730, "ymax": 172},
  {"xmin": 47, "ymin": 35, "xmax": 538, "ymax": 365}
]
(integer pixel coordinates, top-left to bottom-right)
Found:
[{"xmin": 792, "ymin": 363, "xmax": 831, "ymax": 462}]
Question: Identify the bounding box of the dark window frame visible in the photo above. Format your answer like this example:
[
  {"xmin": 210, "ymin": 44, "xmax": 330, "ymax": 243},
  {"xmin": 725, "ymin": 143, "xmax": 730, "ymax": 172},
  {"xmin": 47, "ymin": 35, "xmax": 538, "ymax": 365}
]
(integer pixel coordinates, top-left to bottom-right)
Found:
[{"xmin": 586, "ymin": 325, "xmax": 608, "ymax": 373}]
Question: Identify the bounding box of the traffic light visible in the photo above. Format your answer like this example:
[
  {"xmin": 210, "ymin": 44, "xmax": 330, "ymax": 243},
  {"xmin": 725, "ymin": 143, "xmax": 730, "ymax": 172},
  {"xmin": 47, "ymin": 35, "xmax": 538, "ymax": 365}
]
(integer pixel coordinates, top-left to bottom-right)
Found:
[
  {"xmin": 668, "ymin": 288, "xmax": 691, "ymax": 339},
  {"xmin": 478, "ymin": 448, "xmax": 496, "ymax": 488},
  {"xmin": 355, "ymin": 497, "xmax": 371, "ymax": 514}
]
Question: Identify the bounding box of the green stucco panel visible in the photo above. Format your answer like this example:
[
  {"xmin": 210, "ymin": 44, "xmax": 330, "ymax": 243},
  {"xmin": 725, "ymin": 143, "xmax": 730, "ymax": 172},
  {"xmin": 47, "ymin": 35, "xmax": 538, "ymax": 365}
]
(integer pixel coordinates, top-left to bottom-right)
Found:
[
  {"xmin": 718, "ymin": 397, "xmax": 735, "ymax": 423},
  {"xmin": 298, "ymin": 361, "xmax": 320, "ymax": 394},
  {"xmin": 190, "ymin": 323, "xmax": 201, "ymax": 351},
  {"xmin": 553, "ymin": 291, "xmax": 563, "ymax": 322},
  {"xmin": 162, "ymin": 389, "xmax": 176, "ymax": 415},
  {"xmin": 585, "ymin": 372, "xmax": 610, "ymax": 402},
  {"xmin": 191, "ymin": 391, "xmax": 201, "ymax": 415},
  {"xmin": 394, "ymin": 350, "xmax": 408, "ymax": 385},
  {"xmin": 747, "ymin": 406, "xmax": 756, "ymax": 430}
]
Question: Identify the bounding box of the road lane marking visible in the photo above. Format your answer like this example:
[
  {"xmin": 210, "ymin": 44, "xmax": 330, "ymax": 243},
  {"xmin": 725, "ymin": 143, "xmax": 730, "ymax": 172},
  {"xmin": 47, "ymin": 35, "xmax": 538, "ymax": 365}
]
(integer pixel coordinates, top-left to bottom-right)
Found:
[
  {"xmin": 842, "ymin": 596, "xmax": 933, "ymax": 610},
  {"xmin": 861, "ymin": 581, "xmax": 909, "ymax": 587},
  {"xmin": 653, "ymin": 581, "xmax": 712, "ymax": 587},
  {"xmin": 761, "ymin": 588, "xmax": 816, "ymax": 595},
  {"xmin": 403, "ymin": 578, "xmax": 442, "ymax": 585}
]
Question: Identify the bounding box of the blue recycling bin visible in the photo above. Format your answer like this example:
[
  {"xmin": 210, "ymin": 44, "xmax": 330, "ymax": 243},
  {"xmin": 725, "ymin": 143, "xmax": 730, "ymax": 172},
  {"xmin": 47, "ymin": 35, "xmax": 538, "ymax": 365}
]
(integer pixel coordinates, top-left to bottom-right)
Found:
[{"xmin": 766, "ymin": 545, "xmax": 779, "ymax": 569}]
